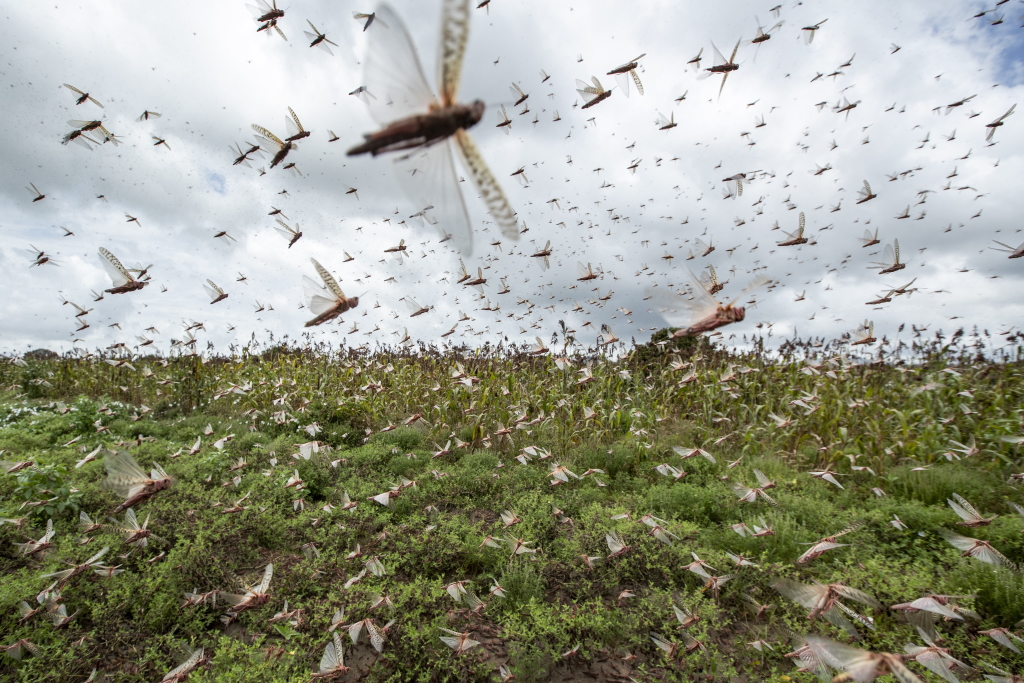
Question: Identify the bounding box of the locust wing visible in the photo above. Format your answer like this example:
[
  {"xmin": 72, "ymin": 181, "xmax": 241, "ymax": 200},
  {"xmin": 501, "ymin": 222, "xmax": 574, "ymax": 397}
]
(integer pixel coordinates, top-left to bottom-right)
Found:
[
  {"xmin": 311, "ymin": 258, "xmax": 345, "ymax": 299},
  {"xmin": 438, "ymin": 0, "xmax": 471, "ymax": 105},
  {"xmin": 454, "ymin": 129, "xmax": 519, "ymax": 240},
  {"xmin": 257, "ymin": 563, "xmax": 274, "ymax": 594},
  {"xmin": 100, "ymin": 450, "xmax": 151, "ymax": 498},
  {"xmin": 363, "ymin": 4, "xmax": 437, "ymax": 125},
  {"xmin": 393, "ymin": 141, "xmax": 473, "ymax": 254},
  {"xmin": 161, "ymin": 647, "xmax": 203, "ymax": 682},
  {"xmin": 725, "ymin": 275, "xmax": 770, "ymax": 308},
  {"xmin": 98, "ymin": 248, "xmax": 133, "ymax": 288},
  {"xmin": 648, "ymin": 268, "xmax": 721, "ymax": 328},
  {"xmin": 319, "ymin": 633, "xmax": 345, "ymax": 673},
  {"xmin": 251, "ymin": 124, "xmax": 285, "ymax": 150}
]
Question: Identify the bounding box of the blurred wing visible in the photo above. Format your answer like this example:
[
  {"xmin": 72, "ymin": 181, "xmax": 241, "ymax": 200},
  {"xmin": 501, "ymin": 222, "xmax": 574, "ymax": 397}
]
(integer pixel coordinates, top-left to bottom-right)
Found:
[
  {"xmin": 727, "ymin": 275, "xmax": 771, "ymax": 306},
  {"xmin": 98, "ymin": 248, "xmax": 132, "ymax": 287},
  {"xmin": 85, "ymin": 546, "xmax": 111, "ymax": 565},
  {"xmin": 937, "ymin": 528, "xmax": 977, "ymax": 551},
  {"xmin": 393, "ymin": 140, "xmax": 473, "ymax": 254},
  {"xmin": 653, "ymin": 267, "xmax": 721, "ymax": 327},
  {"xmin": 834, "ymin": 584, "xmax": 880, "ymax": 608},
  {"xmin": 203, "ymin": 283, "xmax": 218, "ymax": 300},
  {"xmin": 311, "ymin": 258, "xmax": 345, "ymax": 298},
  {"xmin": 454, "ymin": 129, "xmax": 519, "ymax": 240},
  {"xmin": 438, "ymin": 0, "xmax": 471, "ymax": 105},
  {"xmin": 102, "ymin": 450, "xmax": 150, "ymax": 496},
  {"xmin": 741, "ymin": 275, "xmax": 771, "ymax": 297},
  {"xmin": 303, "ymin": 276, "xmax": 338, "ymax": 314},
  {"xmin": 772, "ymin": 578, "xmax": 821, "ymax": 609},
  {"xmin": 364, "ymin": 4, "xmax": 437, "ymax": 125},
  {"xmin": 648, "ymin": 290, "xmax": 712, "ymax": 329},
  {"xmin": 123, "ymin": 508, "xmax": 140, "ymax": 531}
]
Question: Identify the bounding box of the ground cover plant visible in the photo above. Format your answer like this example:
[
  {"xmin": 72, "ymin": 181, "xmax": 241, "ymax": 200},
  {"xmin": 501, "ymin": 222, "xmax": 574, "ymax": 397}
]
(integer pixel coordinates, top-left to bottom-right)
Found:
[{"xmin": 1, "ymin": 328, "xmax": 1023, "ymax": 682}]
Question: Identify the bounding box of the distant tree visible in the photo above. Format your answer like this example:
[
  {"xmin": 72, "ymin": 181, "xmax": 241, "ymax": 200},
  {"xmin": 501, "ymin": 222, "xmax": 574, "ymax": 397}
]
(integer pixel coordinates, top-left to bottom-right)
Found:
[{"xmin": 24, "ymin": 348, "xmax": 59, "ymax": 361}]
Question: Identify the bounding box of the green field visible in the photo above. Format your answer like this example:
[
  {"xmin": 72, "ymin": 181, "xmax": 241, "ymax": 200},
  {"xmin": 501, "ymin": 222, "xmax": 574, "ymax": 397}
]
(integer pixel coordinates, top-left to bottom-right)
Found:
[{"xmin": 2, "ymin": 331, "xmax": 1024, "ymax": 682}]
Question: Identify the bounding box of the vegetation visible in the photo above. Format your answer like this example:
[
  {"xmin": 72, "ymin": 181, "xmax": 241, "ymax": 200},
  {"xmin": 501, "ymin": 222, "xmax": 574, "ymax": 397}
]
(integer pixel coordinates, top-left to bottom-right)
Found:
[{"xmin": 1, "ymin": 329, "xmax": 1023, "ymax": 682}]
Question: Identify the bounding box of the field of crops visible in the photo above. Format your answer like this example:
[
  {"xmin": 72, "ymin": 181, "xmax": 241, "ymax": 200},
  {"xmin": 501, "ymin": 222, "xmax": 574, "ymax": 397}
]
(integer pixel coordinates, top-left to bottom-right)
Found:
[{"xmin": 2, "ymin": 329, "xmax": 1024, "ymax": 682}]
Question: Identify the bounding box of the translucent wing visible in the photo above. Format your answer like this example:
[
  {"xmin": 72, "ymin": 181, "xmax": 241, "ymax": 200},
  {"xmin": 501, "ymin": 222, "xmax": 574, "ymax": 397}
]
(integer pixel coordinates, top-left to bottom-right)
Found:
[
  {"xmin": 123, "ymin": 508, "xmax": 140, "ymax": 531},
  {"xmin": 631, "ymin": 70, "xmax": 643, "ymax": 95},
  {"xmin": 393, "ymin": 141, "xmax": 473, "ymax": 254},
  {"xmin": 948, "ymin": 493, "xmax": 982, "ymax": 521},
  {"xmin": 727, "ymin": 275, "xmax": 771, "ymax": 307},
  {"xmin": 893, "ymin": 239, "xmax": 900, "ymax": 264},
  {"xmin": 773, "ymin": 578, "xmax": 823, "ymax": 609},
  {"xmin": 711, "ymin": 41, "xmax": 727, "ymax": 65},
  {"xmin": 98, "ymin": 248, "xmax": 132, "ymax": 287},
  {"xmin": 285, "ymin": 111, "xmax": 300, "ymax": 139},
  {"xmin": 319, "ymin": 634, "xmax": 344, "ymax": 672},
  {"xmin": 729, "ymin": 39, "xmax": 741, "ymax": 63},
  {"xmin": 404, "ymin": 298, "xmax": 424, "ymax": 313},
  {"xmin": 649, "ymin": 269, "xmax": 720, "ymax": 328},
  {"xmin": 101, "ymin": 450, "xmax": 150, "ymax": 497},
  {"xmin": 363, "ymin": 4, "xmax": 437, "ymax": 125},
  {"xmin": 246, "ymin": 0, "xmax": 272, "ymax": 19},
  {"xmin": 311, "ymin": 258, "xmax": 345, "ymax": 299},
  {"xmin": 303, "ymin": 276, "xmax": 338, "ymax": 315},
  {"xmin": 454, "ymin": 130, "xmax": 519, "ymax": 240},
  {"xmin": 274, "ymin": 220, "xmax": 296, "ymax": 239},
  {"xmin": 438, "ymin": 0, "xmax": 471, "ymax": 105},
  {"xmin": 203, "ymin": 283, "xmax": 219, "ymax": 300},
  {"xmin": 575, "ymin": 78, "xmax": 606, "ymax": 103},
  {"xmin": 614, "ymin": 72, "xmax": 632, "ymax": 97},
  {"xmin": 440, "ymin": 636, "xmax": 462, "ymax": 649},
  {"xmin": 937, "ymin": 528, "xmax": 978, "ymax": 551},
  {"xmin": 881, "ymin": 243, "xmax": 895, "ymax": 266}
]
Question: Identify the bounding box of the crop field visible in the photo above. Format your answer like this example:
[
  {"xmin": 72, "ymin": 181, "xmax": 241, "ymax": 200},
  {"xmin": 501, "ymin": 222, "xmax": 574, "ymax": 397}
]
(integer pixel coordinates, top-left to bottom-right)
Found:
[{"xmin": 2, "ymin": 330, "xmax": 1024, "ymax": 682}]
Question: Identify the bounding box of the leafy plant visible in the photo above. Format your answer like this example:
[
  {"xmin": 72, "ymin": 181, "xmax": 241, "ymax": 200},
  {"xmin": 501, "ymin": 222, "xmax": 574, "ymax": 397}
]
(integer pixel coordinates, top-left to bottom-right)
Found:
[{"xmin": 6, "ymin": 462, "xmax": 83, "ymax": 519}]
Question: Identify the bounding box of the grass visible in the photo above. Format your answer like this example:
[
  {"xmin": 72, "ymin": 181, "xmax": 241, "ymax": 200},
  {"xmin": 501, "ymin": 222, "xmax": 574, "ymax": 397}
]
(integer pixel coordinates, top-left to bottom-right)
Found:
[{"xmin": 1, "ymin": 329, "xmax": 1023, "ymax": 681}]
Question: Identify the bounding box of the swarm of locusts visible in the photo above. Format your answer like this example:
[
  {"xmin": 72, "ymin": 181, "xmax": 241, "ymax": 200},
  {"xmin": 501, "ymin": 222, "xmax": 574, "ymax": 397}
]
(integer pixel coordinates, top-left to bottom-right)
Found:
[{"xmin": 1, "ymin": 324, "xmax": 1024, "ymax": 681}]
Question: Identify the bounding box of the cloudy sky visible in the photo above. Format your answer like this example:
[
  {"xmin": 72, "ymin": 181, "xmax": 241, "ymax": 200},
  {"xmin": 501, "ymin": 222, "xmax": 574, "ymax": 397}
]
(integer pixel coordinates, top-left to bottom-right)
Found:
[{"xmin": 2, "ymin": 0, "xmax": 1022, "ymax": 357}]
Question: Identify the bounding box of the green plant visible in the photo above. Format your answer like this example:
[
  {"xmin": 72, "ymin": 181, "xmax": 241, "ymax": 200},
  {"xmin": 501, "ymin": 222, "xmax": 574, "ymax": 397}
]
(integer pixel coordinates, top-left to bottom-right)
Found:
[{"xmin": 5, "ymin": 462, "xmax": 83, "ymax": 519}]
